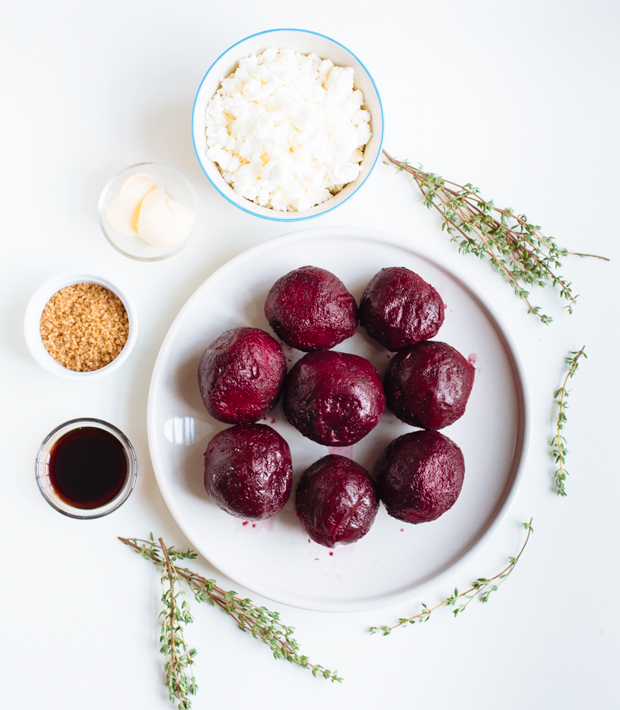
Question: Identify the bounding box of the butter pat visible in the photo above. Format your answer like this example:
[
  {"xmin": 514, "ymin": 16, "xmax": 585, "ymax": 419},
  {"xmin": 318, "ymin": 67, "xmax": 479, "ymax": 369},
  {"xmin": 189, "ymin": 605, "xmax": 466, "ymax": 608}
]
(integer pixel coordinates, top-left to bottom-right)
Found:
[
  {"xmin": 137, "ymin": 187, "xmax": 197, "ymax": 247},
  {"xmin": 107, "ymin": 173, "xmax": 197, "ymax": 248},
  {"xmin": 107, "ymin": 174, "xmax": 157, "ymax": 236}
]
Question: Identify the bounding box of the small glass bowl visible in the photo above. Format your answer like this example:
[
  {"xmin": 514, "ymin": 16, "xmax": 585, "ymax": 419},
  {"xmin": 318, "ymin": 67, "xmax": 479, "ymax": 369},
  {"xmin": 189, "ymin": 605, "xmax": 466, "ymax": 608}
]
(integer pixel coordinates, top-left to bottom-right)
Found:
[
  {"xmin": 98, "ymin": 162, "xmax": 198, "ymax": 261},
  {"xmin": 35, "ymin": 418, "xmax": 138, "ymax": 519},
  {"xmin": 24, "ymin": 271, "xmax": 138, "ymax": 380}
]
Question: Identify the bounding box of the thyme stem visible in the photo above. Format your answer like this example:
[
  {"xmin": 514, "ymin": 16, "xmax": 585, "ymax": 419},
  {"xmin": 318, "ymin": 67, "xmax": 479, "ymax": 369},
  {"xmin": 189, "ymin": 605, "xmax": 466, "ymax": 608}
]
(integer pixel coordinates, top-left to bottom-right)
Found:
[
  {"xmin": 370, "ymin": 520, "xmax": 533, "ymax": 636},
  {"xmin": 120, "ymin": 534, "xmax": 342, "ymax": 704},
  {"xmin": 155, "ymin": 536, "xmax": 197, "ymax": 710},
  {"xmin": 383, "ymin": 150, "xmax": 608, "ymax": 322},
  {"xmin": 551, "ymin": 346, "xmax": 587, "ymax": 496},
  {"xmin": 568, "ymin": 251, "xmax": 609, "ymax": 260},
  {"xmin": 160, "ymin": 538, "xmax": 187, "ymax": 705}
]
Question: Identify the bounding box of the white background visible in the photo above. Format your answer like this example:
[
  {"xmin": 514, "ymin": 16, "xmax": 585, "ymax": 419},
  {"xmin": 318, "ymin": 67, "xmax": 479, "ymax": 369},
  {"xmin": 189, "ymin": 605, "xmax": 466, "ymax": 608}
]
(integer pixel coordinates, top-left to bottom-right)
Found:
[{"xmin": 1, "ymin": 1, "xmax": 619, "ymax": 708}]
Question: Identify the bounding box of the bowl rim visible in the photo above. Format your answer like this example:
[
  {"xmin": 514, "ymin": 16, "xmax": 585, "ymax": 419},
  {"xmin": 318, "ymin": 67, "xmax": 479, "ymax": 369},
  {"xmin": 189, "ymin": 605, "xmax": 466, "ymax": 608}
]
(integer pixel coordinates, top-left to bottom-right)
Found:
[
  {"xmin": 98, "ymin": 161, "xmax": 198, "ymax": 262},
  {"xmin": 24, "ymin": 271, "xmax": 139, "ymax": 380},
  {"xmin": 191, "ymin": 27, "xmax": 385, "ymax": 222},
  {"xmin": 35, "ymin": 417, "xmax": 138, "ymax": 519}
]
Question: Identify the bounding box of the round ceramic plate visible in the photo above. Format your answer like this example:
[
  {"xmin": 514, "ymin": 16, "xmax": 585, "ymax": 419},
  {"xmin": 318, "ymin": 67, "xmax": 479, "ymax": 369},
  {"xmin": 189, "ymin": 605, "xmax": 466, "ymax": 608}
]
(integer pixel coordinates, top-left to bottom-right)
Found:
[{"xmin": 147, "ymin": 227, "xmax": 528, "ymax": 612}]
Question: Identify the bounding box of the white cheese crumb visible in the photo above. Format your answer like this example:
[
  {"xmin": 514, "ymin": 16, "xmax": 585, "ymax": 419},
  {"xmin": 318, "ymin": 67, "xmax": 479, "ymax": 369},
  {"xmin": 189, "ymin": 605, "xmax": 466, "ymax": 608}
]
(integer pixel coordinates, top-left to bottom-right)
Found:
[{"xmin": 205, "ymin": 47, "xmax": 372, "ymax": 212}]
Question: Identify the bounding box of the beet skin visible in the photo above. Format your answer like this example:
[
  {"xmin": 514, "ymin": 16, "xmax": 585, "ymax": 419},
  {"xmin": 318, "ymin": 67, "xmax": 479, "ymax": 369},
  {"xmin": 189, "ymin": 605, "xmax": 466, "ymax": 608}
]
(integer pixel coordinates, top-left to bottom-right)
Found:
[
  {"xmin": 384, "ymin": 340, "xmax": 475, "ymax": 429},
  {"xmin": 283, "ymin": 350, "xmax": 385, "ymax": 446},
  {"xmin": 375, "ymin": 430, "xmax": 465, "ymax": 524},
  {"xmin": 204, "ymin": 424, "xmax": 292, "ymax": 520},
  {"xmin": 295, "ymin": 455, "xmax": 379, "ymax": 547},
  {"xmin": 198, "ymin": 327, "xmax": 286, "ymax": 424},
  {"xmin": 359, "ymin": 266, "xmax": 444, "ymax": 350},
  {"xmin": 264, "ymin": 266, "xmax": 358, "ymax": 351}
]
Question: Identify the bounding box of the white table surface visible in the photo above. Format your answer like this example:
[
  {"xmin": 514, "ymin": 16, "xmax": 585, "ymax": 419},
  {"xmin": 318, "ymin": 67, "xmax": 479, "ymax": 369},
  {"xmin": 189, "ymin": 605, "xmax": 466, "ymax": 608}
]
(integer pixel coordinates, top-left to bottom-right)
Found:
[{"xmin": 2, "ymin": 1, "xmax": 619, "ymax": 708}]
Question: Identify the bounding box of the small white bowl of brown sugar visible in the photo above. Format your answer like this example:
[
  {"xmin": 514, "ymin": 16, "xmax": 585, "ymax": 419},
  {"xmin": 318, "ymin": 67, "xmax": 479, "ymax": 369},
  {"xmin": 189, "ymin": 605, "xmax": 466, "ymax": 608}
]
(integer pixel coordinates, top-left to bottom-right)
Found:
[{"xmin": 24, "ymin": 272, "xmax": 138, "ymax": 380}]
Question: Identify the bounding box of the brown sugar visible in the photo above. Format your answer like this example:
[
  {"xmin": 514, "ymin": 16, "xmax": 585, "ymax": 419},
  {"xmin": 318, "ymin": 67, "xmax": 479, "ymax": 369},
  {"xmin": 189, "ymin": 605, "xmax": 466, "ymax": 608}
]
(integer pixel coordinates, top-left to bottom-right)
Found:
[{"xmin": 40, "ymin": 282, "xmax": 130, "ymax": 372}]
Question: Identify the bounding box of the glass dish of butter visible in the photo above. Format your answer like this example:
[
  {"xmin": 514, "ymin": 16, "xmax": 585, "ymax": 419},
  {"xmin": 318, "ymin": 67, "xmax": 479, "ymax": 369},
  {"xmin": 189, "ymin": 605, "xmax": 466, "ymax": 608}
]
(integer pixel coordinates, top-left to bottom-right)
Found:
[{"xmin": 99, "ymin": 162, "xmax": 198, "ymax": 261}]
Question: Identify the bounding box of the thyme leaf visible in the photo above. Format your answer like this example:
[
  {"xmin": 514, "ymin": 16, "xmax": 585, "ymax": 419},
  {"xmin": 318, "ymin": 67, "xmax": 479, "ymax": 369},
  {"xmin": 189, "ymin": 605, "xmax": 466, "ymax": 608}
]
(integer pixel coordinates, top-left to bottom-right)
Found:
[
  {"xmin": 384, "ymin": 150, "xmax": 608, "ymax": 323},
  {"xmin": 120, "ymin": 535, "xmax": 342, "ymax": 707},
  {"xmin": 370, "ymin": 519, "xmax": 533, "ymax": 636},
  {"xmin": 551, "ymin": 346, "xmax": 587, "ymax": 496}
]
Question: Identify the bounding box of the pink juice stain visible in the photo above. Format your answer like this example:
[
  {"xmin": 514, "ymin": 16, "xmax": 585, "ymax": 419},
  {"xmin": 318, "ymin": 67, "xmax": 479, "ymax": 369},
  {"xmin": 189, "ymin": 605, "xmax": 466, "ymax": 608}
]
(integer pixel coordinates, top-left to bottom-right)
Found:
[
  {"xmin": 468, "ymin": 353, "xmax": 478, "ymax": 368},
  {"xmin": 238, "ymin": 518, "xmax": 275, "ymax": 533},
  {"xmin": 280, "ymin": 342, "xmax": 294, "ymax": 363},
  {"xmin": 327, "ymin": 446, "xmax": 354, "ymax": 459}
]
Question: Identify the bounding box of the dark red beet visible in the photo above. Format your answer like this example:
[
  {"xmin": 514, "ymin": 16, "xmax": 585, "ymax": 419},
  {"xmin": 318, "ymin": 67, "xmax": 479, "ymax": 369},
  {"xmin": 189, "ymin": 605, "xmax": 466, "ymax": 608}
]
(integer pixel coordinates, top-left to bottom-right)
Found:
[
  {"xmin": 204, "ymin": 424, "xmax": 292, "ymax": 520},
  {"xmin": 295, "ymin": 455, "xmax": 379, "ymax": 547},
  {"xmin": 384, "ymin": 340, "xmax": 475, "ymax": 429},
  {"xmin": 264, "ymin": 266, "xmax": 358, "ymax": 351},
  {"xmin": 283, "ymin": 351, "xmax": 385, "ymax": 446},
  {"xmin": 198, "ymin": 327, "xmax": 286, "ymax": 424},
  {"xmin": 375, "ymin": 430, "xmax": 465, "ymax": 524},
  {"xmin": 359, "ymin": 266, "xmax": 444, "ymax": 350}
]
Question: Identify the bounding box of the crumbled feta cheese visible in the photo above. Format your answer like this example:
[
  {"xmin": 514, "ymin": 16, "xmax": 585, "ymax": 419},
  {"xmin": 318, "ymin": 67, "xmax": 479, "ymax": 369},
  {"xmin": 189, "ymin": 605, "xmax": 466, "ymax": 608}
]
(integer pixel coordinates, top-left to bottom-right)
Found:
[{"xmin": 205, "ymin": 48, "xmax": 372, "ymax": 212}]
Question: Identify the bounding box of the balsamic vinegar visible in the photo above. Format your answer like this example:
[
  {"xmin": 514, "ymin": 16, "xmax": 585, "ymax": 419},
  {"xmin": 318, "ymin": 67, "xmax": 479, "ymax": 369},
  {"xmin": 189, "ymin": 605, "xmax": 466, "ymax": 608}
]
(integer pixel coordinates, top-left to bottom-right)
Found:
[{"xmin": 48, "ymin": 427, "xmax": 127, "ymax": 509}]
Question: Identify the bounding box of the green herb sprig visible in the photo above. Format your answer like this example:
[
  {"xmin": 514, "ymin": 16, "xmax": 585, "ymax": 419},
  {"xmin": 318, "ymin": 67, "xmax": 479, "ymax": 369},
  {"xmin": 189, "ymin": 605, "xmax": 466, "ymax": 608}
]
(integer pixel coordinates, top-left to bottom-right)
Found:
[
  {"xmin": 158, "ymin": 538, "xmax": 197, "ymax": 709},
  {"xmin": 384, "ymin": 150, "xmax": 607, "ymax": 323},
  {"xmin": 551, "ymin": 346, "xmax": 587, "ymax": 496},
  {"xmin": 370, "ymin": 520, "xmax": 533, "ymax": 636},
  {"xmin": 120, "ymin": 535, "xmax": 342, "ymax": 708}
]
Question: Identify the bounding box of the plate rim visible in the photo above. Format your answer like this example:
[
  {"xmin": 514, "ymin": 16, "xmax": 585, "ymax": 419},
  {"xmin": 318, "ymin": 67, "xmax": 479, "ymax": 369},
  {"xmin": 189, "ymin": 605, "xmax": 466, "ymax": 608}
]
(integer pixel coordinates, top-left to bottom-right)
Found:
[{"xmin": 147, "ymin": 226, "xmax": 531, "ymax": 612}]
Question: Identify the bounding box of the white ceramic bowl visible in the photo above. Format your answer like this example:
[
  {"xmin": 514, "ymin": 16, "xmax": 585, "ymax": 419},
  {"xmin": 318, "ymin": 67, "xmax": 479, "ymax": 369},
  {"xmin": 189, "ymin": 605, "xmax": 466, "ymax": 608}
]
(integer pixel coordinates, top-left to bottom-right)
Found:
[
  {"xmin": 24, "ymin": 272, "xmax": 138, "ymax": 380},
  {"xmin": 192, "ymin": 28, "xmax": 384, "ymax": 222},
  {"xmin": 99, "ymin": 162, "xmax": 198, "ymax": 261}
]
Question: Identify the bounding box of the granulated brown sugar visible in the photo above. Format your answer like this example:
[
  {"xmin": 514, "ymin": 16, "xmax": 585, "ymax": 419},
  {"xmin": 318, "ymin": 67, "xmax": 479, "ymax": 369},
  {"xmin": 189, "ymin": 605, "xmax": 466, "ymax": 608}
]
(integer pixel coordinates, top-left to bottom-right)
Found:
[{"xmin": 40, "ymin": 283, "xmax": 130, "ymax": 372}]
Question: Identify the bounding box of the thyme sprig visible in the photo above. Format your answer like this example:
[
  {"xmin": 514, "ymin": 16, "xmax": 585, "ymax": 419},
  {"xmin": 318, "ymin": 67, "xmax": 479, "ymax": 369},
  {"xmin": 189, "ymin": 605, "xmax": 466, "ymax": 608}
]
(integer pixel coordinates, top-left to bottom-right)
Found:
[
  {"xmin": 370, "ymin": 520, "xmax": 533, "ymax": 636},
  {"xmin": 551, "ymin": 346, "xmax": 587, "ymax": 496},
  {"xmin": 120, "ymin": 535, "xmax": 342, "ymax": 707},
  {"xmin": 158, "ymin": 538, "xmax": 197, "ymax": 709},
  {"xmin": 384, "ymin": 150, "xmax": 608, "ymax": 323}
]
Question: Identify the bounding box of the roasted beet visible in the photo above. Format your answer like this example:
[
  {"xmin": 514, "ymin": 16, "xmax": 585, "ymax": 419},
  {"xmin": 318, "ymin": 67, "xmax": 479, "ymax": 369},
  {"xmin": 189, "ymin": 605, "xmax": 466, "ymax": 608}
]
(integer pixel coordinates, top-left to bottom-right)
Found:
[
  {"xmin": 295, "ymin": 455, "xmax": 379, "ymax": 547},
  {"xmin": 375, "ymin": 430, "xmax": 465, "ymax": 524},
  {"xmin": 359, "ymin": 266, "xmax": 444, "ymax": 350},
  {"xmin": 384, "ymin": 340, "xmax": 475, "ymax": 429},
  {"xmin": 283, "ymin": 351, "xmax": 385, "ymax": 446},
  {"xmin": 264, "ymin": 266, "xmax": 358, "ymax": 351},
  {"xmin": 203, "ymin": 424, "xmax": 292, "ymax": 520},
  {"xmin": 198, "ymin": 327, "xmax": 286, "ymax": 424}
]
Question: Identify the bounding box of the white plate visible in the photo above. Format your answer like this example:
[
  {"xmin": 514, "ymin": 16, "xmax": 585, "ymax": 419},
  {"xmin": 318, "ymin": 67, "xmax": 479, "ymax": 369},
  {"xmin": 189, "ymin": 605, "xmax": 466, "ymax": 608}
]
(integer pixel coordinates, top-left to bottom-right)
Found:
[{"xmin": 147, "ymin": 227, "xmax": 528, "ymax": 612}]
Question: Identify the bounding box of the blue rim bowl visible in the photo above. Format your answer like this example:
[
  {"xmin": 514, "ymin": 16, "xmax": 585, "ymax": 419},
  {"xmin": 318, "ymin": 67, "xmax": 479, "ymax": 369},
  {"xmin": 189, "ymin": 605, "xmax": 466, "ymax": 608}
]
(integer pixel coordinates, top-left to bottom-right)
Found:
[{"xmin": 191, "ymin": 28, "xmax": 384, "ymax": 222}]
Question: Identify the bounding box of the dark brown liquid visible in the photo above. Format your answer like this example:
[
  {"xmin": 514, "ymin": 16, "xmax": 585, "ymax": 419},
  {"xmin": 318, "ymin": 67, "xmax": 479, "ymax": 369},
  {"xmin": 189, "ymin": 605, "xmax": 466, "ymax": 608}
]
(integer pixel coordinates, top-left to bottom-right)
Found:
[{"xmin": 49, "ymin": 427, "xmax": 128, "ymax": 509}]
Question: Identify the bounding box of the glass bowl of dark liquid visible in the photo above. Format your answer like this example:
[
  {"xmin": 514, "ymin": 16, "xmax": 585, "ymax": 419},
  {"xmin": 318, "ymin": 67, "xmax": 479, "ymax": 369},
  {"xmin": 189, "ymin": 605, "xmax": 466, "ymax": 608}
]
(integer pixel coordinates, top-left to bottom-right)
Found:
[{"xmin": 35, "ymin": 418, "xmax": 138, "ymax": 519}]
